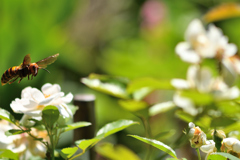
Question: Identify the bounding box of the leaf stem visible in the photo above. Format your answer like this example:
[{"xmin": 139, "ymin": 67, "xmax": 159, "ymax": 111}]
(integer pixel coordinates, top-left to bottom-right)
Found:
[
  {"xmin": 196, "ymin": 148, "xmax": 201, "ymax": 160},
  {"xmin": 140, "ymin": 116, "xmax": 153, "ymax": 160}
]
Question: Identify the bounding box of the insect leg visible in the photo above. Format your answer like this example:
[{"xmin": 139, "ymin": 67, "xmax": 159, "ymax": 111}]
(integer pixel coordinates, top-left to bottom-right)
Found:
[
  {"xmin": 9, "ymin": 76, "xmax": 19, "ymax": 84},
  {"xmin": 18, "ymin": 77, "xmax": 23, "ymax": 83}
]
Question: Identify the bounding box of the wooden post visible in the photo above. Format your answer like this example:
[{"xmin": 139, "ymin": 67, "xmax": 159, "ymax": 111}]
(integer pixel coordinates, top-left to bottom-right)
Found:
[{"xmin": 73, "ymin": 94, "xmax": 96, "ymax": 160}]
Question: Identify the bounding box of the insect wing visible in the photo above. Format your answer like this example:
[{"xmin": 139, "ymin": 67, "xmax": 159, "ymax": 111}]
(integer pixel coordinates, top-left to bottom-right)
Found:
[
  {"xmin": 36, "ymin": 53, "xmax": 59, "ymax": 68},
  {"xmin": 22, "ymin": 54, "xmax": 31, "ymax": 67}
]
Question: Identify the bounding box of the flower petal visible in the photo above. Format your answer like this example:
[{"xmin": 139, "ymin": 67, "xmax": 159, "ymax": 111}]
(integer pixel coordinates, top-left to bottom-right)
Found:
[
  {"xmin": 31, "ymin": 88, "xmax": 45, "ymax": 102},
  {"xmin": 173, "ymin": 94, "xmax": 198, "ymax": 115},
  {"xmin": 185, "ymin": 19, "xmax": 205, "ymax": 42},
  {"xmin": 200, "ymin": 140, "xmax": 215, "ymax": 153},
  {"xmin": 41, "ymin": 83, "xmax": 61, "ymax": 96},
  {"xmin": 56, "ymin": 104, "xmax": 73, "ymax": 118},
  {"xmin": 175, "ymin": 42, "xmax": 201, "ymax": 63},
  {"xmin": 171, "ymin": 79, "xmax": 190, "ymax": 89},
  {"xmin": 10, "ymin": 98, "xmax": 38, "ymax": 113},
  {"xmin": 61, "ymin": 93, "xmax": 73, "ymax": 103}
]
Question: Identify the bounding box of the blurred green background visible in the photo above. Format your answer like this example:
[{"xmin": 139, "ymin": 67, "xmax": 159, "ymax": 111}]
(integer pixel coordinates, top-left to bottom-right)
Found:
[{"xmin": 1, "ymin": 0, "xmax": 240, "ymax": 159}]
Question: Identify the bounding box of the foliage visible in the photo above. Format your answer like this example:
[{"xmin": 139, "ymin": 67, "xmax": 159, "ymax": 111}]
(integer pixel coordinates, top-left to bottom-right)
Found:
[{"xmin": 2, "ymin": 1, "xmax": 240, "ymax": 160}]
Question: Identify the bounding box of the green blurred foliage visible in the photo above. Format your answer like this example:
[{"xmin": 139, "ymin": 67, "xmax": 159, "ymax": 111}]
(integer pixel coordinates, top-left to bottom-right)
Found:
[{"xmin": 1, "ymin": 0, "xmax": 240, "ymax": 159}]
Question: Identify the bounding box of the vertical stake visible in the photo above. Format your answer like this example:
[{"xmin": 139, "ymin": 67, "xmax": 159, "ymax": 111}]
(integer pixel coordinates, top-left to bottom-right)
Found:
[{"xmin": 73, "ymin": 94, "xmax": 96, "ymax": 160}]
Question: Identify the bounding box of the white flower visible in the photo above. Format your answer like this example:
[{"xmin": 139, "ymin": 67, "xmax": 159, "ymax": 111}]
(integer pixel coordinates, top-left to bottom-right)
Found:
[
  {"xmin": 223, "ymin": 137, "xmax": 240, "ymax": 153},
  {"xmin": 200, "ymin": 140, "xmax": 216, "ymax": 160},
  {"xmin": 175, "ymin": 19, "xmax": 237, "ymax": 63},
  {"xmin": 188, "ymin": 122, "xmax": 207, "ymax": 148},
  {"xmin": 171, "ymin": 65, "xmax": 239, "ymax": 115},
  {"xmin": 222, "ymin": 55, "xmax": 240, "ymax": 86},
  {"xmin": 10, "ymin": 83, "xmax": 73, "ymax": 119},
  {"xmin": 171, "ymin": 65, "xmax": 213, "ymax": 93},
  {"xmin": 173, "ymin": 93, "xmax": 198, "ymax": 115},
  {"xmin": 0, "ymin": 120, "xmax": 48, "ymax": 159},
  {"xmin": 200, "ymin": 140, "xmax": 215, "ymax": 153},
  {"xmin": 0, "ymin": 120, "xmax": 26, "ymax": 155}
]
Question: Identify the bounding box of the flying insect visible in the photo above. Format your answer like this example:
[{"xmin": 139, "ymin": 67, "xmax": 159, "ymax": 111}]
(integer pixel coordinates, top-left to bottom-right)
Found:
[{"xmin": 1, "ymin": 53, "xmax": 59, "ymax": 86}]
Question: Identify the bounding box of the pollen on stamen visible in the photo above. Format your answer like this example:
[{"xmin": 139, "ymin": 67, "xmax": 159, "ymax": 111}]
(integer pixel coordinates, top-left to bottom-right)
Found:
[{"xmin": 44, "ymin": 94, "xmax": 51, "ymax": 98}]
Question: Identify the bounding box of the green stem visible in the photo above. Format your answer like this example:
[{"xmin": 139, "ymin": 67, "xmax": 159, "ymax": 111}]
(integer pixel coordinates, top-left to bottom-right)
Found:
[
  {"xmin": 196, "ymin": 148, "xmax": 201, "ymax": 160},
  {"xmin": 140, "ymin": 116, "xmax": 152, "ymax": 160},
  {"xmin": 46, "ymin": 126, "xmax": 55, "ymax": 160}
]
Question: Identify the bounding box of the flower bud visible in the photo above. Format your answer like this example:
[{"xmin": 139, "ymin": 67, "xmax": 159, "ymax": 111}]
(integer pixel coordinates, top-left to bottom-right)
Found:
[{"xmin": 188, "ymin": 122, "xmax": 206, "ymax": 148}]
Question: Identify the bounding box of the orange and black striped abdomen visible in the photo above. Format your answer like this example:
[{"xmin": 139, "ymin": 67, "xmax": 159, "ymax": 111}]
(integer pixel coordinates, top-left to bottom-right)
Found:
[{"xmin": 1, "ymin": 66, "xmax": 20, "ymax": 85}]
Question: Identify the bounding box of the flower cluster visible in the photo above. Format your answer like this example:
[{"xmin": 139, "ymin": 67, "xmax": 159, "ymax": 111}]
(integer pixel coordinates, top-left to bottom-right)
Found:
[
  {"xmin": 172, "ymin": 19, "xmax": 240, "ymax": 116},
  {"xmin": 0, "ymin": 120, "xmax": 48, "ymax": 159},
  {"xmin": 175, "ymin": 19, "xmax": 237, "ymax": 64},
  {"xmin": 0, "ymin": 83, "xmax": 73, "ymax": 159},
  {"xmin": 188, "ymin": 122, "xmax": 240, "ymax": 159}
]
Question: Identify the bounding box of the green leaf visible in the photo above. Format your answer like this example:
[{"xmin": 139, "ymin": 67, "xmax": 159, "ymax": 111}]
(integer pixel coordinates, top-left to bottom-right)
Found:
[
  {"xmin": 76, "ymin": 138, "xmax": 100, "ymax": 150},
  {"xmin": 96, "ymin": 143, "xmax": 141, "ymax": 160},
  {"xmin": 96, "ymin": 119, "xmax": 139, "ymax": 138},
  {"xmin": 62, "ymin": 122, "xmax": 91, "ymax": 133},
  {"xmin": 61, "ymin": 147, "xmax": 78, "ymax": 159},
  {"xmin": 5, "ymin": 129, "xmax": 30, "ymax": 136},
  {"xmin": 208, "ymin": 152, "xmax": 240, "ymax": 160},
  {"xmin": 118, "ymin": 99, "xmax": 148, "ymax": 112},
  {"xmin": 0, "ymin": 108, "xmax": 15, "ymax": 124},
  {"xmin": 211, "ymin": 117, "xmax": 236, "ymax": 128},
  {"xmin": 175, "ymin": 110, "xmax": 194, "ymax": 123},
  {"xmin": 81, "ymin": 74, "xmax": 129, "ymax": 99},
  {"xmin": 129, "ymin": 135, "xmax": 177, "ymax": 158},
  {"xmin": 154, "ymin": 130, "xmax": 176, "ymax": 140},
  {"xmin": 42, "ymin": 105, "xmax": 59, "ymax": 127},
  {"xmin": 149, "ymin": 101, "xmax": 176, "ymax": 116},
  {"xmin": 180, "ymin": 90, "xmax": 213, "ymax": 105},
  {"xmin": 0, "ymin": 149, "xmax": 18, "ymax": 160},
  {"xmin": 68, "ymin": 119, "xmax": 138, "ymax": 159},
  {"xmin": 127, "ymin": 77, "xmax": 173, "ymax": 94}
]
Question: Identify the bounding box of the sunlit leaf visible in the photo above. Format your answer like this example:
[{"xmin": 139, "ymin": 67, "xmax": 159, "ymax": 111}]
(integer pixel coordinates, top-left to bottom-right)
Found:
[
  {"xmin": 129, "ymin": 135, "xmax": 177, "ymax": 158},
  {"xmin": 66, "ymin": 119, "xmax": 138, "ymax": 159},
  {"xmin": 76, "ymin": 138, "xmax": 100, "ymax": 150},
  {"xmin": 149, "ymin": 101, "xmax": 176, "ymax": 116},
  {"xmin": 62, "ymin": 122, "xmax": 91, "ymax": 133},
  {"xmin": 166, "ymin": 159, "xmax": 186, "ymax": 160},
  {"xmin": 96, "ymin": 119, "xmax": 139, "ymax": 138},
  {"xmin": 42, "ymin": 105, "xmax": 59, "ymax": 127},
  {"xmin": 81, "ymin": 74, "xmax": 129, "ymax": 99},
  {"xmin": 203, "ymin": 3, "xmax": 240, "ymax": 23},
  {"xmin": 96, "ymin": 143, "xmax": 141, "ymax": 160},
  {"xmin": 60, "ymin": 147, "xmax": 78, "ymax": 159},
  {"xmin": 118, "ymin": 99, "xmax": 148, "ymax": 112},
  {"xmin": 0, "ymin": 149, "xmax": 18, "ymax": 160},
  {"xmin": 0, "ymin": 108, "xmax": 15, "ymax": 124},
  {"xmin": 132, "ymin": 87, "xmax": 154, "ymax": 101},
  {"xmin": 127, "ymin": 77, "xmax": 173, "ymax": 94},
  {"xmin": 208, "ymin": 152, "xmax": 240, "ymax": 160}
]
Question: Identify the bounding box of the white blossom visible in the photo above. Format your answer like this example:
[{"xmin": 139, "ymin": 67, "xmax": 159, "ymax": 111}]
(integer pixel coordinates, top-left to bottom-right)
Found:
[
  {"xmin": 0, "ymin": 120, "xmax": 48, "ymax": 159},
  {"xmin": 10, "ymin": 83, "xmax": 73, "ymax": 119},
  {"xmin": 171, "ymin": 65, "xmax": 239, "ymax": 115},
  {"xmin": 175, "ymin": 19, "xmax": 237, "ymax": 64}
]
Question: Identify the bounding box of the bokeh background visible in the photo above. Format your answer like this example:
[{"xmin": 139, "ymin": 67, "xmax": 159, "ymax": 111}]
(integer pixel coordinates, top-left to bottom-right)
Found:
[{"xmin": 1, "ymin": 0, "xmax": 240, "ymax": 159}]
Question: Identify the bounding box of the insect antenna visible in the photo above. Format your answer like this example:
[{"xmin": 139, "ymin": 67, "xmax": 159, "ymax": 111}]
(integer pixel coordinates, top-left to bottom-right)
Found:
[{"xmin": 41, "ymin": 67, "xmax": 50, "ymax": 73}]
